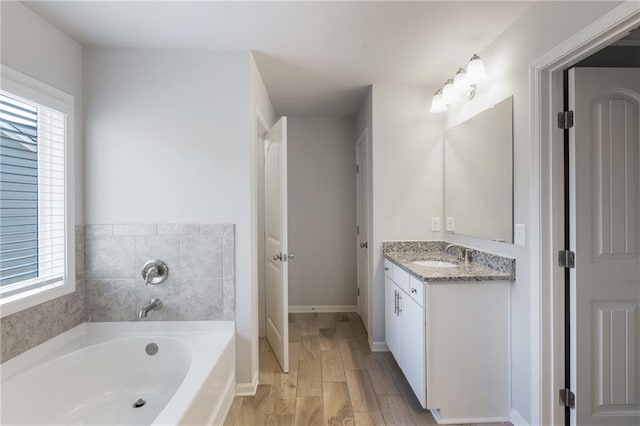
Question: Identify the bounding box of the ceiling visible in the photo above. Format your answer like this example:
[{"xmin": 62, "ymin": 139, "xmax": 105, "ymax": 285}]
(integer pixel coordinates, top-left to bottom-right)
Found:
[{"xmin": 25, "ymin": 1, "xmax": 533, "ymax": 117}]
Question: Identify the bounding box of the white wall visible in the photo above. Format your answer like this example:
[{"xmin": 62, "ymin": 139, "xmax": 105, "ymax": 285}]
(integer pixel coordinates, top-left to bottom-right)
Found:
[
  {"xmin": 1, "ymin": 1, "xmax": 83, "ymax": 224},
  {"xmin": 83, "ymin": 47, "xmax": 266, "ymax": 387},
  {"xmin": 368, "ymin": 84, "xmax": 445, "ymax": 343},
  {"xmin": 443, "ymin": 1, "xmax": 621, "ymax": 422},
  {"xmin": 288, "ymin": 117, "xmax": 357, "ymax": 307}
]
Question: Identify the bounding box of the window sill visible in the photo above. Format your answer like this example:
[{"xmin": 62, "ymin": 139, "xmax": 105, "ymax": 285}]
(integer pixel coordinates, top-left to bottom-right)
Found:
[{"xmin": 0, "ymin": 278, "xmax": 75, "ymax": 319}]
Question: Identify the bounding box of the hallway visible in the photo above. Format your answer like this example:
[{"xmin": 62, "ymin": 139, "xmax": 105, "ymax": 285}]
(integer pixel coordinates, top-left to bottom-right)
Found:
[{"xmin": 224, "ymin": 312, "xmax": 512, "ymax": 426}]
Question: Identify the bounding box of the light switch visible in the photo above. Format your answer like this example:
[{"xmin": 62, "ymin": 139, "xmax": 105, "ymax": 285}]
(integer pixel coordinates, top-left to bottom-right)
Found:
[
  {"xmin": 431, "ymin": 217, "xmax": 441, "ymax": 232},
  {"xmin": 514, "ymin": 224, "xmax": 526, "ymax": 246},
  {"xmin": 446, "ymin": 217, "xmax": 455, "ymax": 232}
]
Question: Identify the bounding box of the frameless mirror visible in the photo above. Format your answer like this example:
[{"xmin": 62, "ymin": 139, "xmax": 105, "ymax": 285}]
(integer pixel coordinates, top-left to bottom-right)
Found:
[{"xmin": 444, "ymin": 96, "xmax": 514, "ymax": 243}]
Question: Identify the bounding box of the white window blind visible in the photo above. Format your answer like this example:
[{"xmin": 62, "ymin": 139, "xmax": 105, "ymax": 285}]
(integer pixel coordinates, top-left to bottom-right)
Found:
[{"xmin": 0, "ymin": 93, "xmax": 67, "ymax": 292}]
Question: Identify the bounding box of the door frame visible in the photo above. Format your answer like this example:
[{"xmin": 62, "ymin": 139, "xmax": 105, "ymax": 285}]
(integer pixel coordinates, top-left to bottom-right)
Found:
[
  {"xmin": 355, "ymin": 128, "xmax": 371, "ymax": 334},
  {"xmin": 256, "ymin": 109, "xmax": 269, "ymax": 340},
  {"xmin": 531, "ymin": 3, "xmax": 640, "ymax": 425}
]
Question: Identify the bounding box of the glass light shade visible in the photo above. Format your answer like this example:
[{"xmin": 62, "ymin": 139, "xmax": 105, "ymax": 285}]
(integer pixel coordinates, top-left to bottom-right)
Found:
[
  {"xmin": 429, "ymin": 90, "xmax": 448, "ymax": 113},
  {"xmin": 453, "ymin": 68, "xmax": 471, "ymax": 96},
  {"xmin": 466, "ymin": 54, "xmax": 487, "ymax": 84},
  {"xmin": 442, "ymin": 79, "xmax": 457, "ymax": 105}
]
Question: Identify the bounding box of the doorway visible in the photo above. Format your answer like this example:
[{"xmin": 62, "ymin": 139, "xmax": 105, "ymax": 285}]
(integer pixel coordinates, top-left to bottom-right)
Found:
[
  {"xmin": 534, "ymin": 7, "xmax": 640, "ymax": 425},
  {"xmin": 264, "ymin": 117, "xmax": 290, "ymax": 373}
]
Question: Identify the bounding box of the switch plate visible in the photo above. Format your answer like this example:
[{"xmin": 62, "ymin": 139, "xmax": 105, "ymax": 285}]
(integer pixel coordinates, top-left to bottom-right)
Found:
[
  {"xmin": 514, "ymin": 224, "xmax": 526, "ymax": 245},
  {"xmin": 431, "ymin": 217, "xmax": 441, "ymax": 232},
  {"xmin": 446, "ymin": 217, "xmax": 455, "ymax": 232}
]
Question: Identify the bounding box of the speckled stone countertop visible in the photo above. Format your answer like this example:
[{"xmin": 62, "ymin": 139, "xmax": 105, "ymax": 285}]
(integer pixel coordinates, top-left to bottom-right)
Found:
[{"xmin": 383, "ymin": 241, "xmax": 515, "ymax": 282}]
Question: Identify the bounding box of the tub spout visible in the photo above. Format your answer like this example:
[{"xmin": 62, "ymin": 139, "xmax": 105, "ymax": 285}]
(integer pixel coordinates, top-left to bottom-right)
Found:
[{"xmin": 138, "ymin": 297, "xmax": 163, "ymax": 320}]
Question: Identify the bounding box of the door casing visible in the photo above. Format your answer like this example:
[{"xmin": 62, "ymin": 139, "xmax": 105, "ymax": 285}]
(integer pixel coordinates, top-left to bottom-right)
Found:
[{"xmin": 356, "ymin": 128, "xmax": 370, "ymax": 334}]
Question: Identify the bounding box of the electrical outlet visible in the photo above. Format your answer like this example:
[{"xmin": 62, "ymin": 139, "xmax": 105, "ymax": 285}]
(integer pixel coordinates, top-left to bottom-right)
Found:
[
  {"xmin": 431, "ymin": 217, "xmax": 441, "ymax": 232},
  {"xmin": 446, "ymin": 217, "xmax": 455, "ymax": 232},
  {"xmin": 514, "ymin": 224, "xmax": 526, "ymax": 245}
]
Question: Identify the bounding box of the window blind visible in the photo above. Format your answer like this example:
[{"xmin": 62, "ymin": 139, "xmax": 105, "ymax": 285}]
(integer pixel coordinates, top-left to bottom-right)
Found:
[{"xmin": 0, "ymin": 93, "xmax": 66, "ymax": 288}]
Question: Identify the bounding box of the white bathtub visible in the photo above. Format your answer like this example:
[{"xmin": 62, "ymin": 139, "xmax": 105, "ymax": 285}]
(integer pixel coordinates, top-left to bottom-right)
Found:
[{"xmin": 0, "ymin": 321, "xmax": 235, "ymax": 426}]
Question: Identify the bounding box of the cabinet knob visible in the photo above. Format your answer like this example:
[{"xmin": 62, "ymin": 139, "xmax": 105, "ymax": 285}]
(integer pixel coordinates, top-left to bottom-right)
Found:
[
  {"xmin": 384, "ymin": 267, "xmax": 389, "ymax": 271},
  {"xmin": 411, "ymin": 288, "xmax": 417, "ymax": 294}
]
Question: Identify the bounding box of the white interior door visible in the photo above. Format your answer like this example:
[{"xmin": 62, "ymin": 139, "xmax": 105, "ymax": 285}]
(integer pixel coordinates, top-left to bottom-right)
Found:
[
  {"xmin": 356, "ymin": 130, "xmax": 370, "ymax": 334},
  {"xmin": 569, "ymin": 67, "xmax": 640, "ymax": 425},
  {"xmin": 265, "ymin": 117, "xmax": 289, "ymax": 373}
]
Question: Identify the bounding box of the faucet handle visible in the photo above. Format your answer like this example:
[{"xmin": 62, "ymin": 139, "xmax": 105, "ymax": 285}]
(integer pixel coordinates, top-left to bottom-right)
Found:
[
  {"xmin": 463, "ymin": 248, "xmax": 471, "ymax": 263},
  {"xmin": 142, "ymin": 260, "xmax": 169, "ymax": 286}
]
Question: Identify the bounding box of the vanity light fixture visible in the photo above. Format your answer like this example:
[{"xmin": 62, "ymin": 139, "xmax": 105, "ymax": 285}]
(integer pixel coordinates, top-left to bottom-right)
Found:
[
  {"xmin": 429, "ymin": 54, "xmax": 487, "ymax": 113},
  {"xmin": 466, "ymin": 54, "xmax": 488, "ymax": 84},
  {"xmin": 429, "ymin": 89, "xmax": 448, "ymax": 113},
  {"xmin": 442, "ymin": 79, "xmax": 457, "ymax": 105}
]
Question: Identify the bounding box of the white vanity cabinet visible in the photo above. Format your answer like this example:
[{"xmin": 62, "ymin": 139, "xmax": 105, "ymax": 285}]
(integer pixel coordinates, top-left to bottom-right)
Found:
[
  {"xmin": 384, "ymin": 260, "xmax": 427, "ymax": 407},
  {"xmin": 384, "ymin": 257, "xmax": 511, "ymax": 424}
]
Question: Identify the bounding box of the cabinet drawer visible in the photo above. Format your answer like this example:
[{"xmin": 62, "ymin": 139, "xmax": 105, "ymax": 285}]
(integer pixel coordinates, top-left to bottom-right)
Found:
[
  {"xmin": 384, "ymin": 259, "xmax": 393, "ymax": 278},
  {"xmin": 392, "ymin": 264, "xmax": 410, "ymax": 294},
  {"xmin": 408, "ymin": 276, "xmax": 424, "ymax": 307}
]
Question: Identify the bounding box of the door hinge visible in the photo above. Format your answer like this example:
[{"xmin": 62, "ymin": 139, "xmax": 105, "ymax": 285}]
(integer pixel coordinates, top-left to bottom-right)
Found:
[
  {"xmin": 558, "ymin": 250, "xmax": 575, "ymax": 268},
  {"xmin": 356, "ymin": 226, "xmax": 360, "ymax": 235},
  {"xmin": 356, "ymin": 164, "xmax": 360, "ymax": 173},
  {"xmin": 357, "ymin": 287, "xmax": 360, "ymax": 296},
  {"xmin": 557, "ymin": 110, "xmax": 574, "ymax": 129},
  {"xmin": 559, "ymin": 388, "xmax": 575, "ymax": 409}
]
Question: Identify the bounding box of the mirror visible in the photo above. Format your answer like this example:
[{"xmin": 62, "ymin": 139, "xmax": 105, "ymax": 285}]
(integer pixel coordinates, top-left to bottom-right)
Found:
[{"xmin": 444, "ymin": 96, "xmax": 513, "ymax": 243}]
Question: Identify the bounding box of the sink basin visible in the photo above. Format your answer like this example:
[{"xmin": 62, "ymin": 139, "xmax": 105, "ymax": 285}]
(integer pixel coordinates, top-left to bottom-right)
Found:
[{"xmin": 412, "ymin": 260, "xmax": 459, "ymax": 268}]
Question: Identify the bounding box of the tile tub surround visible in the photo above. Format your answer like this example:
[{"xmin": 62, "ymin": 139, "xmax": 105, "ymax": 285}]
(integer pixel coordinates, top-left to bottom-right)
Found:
[
  {"xmin": 0, "ymin": 226, "xmax": 86, "ymax": 363},
  {"xmin": 383, "ymin": 240, "xmax": 515, "ymax": 282},
  {"xmin": 85, "ymin": 224, "xmax": 235, "ymax": 322}
]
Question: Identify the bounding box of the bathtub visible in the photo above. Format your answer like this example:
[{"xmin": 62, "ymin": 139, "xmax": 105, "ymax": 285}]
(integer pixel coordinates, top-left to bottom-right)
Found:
[{"xmin": 0, "ymin": 321, "xmax": 235, "ymax": 425}]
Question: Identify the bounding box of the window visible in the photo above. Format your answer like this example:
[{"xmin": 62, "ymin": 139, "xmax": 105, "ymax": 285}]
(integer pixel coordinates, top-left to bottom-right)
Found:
[{"xmin": 0, "ymin": 66, "xmax": 75, "ymax": 317}]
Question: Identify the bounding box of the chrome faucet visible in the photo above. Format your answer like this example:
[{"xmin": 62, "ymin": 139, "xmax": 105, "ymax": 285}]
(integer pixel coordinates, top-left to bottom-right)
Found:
[
  {"xmin": 138, "ymin": 297, "xmax": 163, "ymax": 320},
  {"xmin": 445, "ymin": 244, "xmax": 471, "ymax": 264}
]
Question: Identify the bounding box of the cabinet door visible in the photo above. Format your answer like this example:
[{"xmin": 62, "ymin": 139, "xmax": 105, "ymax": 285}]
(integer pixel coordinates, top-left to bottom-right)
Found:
[
  {"xmin": 402, "ymin": 295, "xmax": 427, "ymax": 408},
  {"xmin": 385, "ymin": 277, "xmax": 401, "ymax": 361}
]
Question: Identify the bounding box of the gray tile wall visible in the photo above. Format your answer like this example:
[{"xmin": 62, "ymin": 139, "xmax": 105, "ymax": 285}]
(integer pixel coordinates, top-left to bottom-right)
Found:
[
  {"xmin": 85, "ymin": 224, "xmax": 235, "ymax": 322},
  {"xmin": 0, "ymin": 223, "xmax": 236, "ymax": 363},
  {"xmin": 0, "ymin": 226, "xmax": 86, "ymax": 363}
]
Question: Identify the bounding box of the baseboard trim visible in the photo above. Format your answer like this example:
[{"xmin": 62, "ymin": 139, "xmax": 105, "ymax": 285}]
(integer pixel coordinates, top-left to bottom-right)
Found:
[
  {"xmin": 235, "ymin": 371, "xmax": 258, "ymax": 396},
  {"xmin": 369, "ymin": 340, "xmax": 389, "ymax": 352},
  {"xmin": 510, "ymin": 409, "xmax": 528, "ymax": 426},
  {"xmin": 431, "ymin": 409, "xmax": 510, "ymax": 424},
  {"xmin": 289, "ymin": 305, "xmax": 357, "ymax": 313}
]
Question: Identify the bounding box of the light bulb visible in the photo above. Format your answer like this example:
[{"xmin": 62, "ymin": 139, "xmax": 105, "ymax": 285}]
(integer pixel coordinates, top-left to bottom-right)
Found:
[
  {"xmin": 453, "ymin": 68, "xmax": 471, "ymax": 96},
  {"xmin": 466, "ymin": 54, "xmax": 487, "ymax": 84},
  {"xmin": 429, "ymin": 89, "xmax": 448, "ymax": 113},
  {"xmin": 442, "ymin": 79, "xmax": 457, "ymax": 105}
]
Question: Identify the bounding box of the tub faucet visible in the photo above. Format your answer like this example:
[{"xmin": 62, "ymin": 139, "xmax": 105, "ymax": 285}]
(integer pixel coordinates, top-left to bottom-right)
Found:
[{"xmin": 138, "ymin": 297, "xmax": 163, "ymax": 320}]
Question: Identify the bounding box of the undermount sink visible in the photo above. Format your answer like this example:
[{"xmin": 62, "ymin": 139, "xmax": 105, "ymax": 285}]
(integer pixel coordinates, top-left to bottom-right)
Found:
[{"xmin": 412, "ymin": 260, "xmax": 459, "ymax": 268}]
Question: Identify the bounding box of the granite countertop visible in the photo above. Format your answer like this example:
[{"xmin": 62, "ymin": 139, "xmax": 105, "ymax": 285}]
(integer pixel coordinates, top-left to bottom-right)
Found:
[{"xmin": 384, "ymin": 250, "xmax": 513, "ymax": 282}]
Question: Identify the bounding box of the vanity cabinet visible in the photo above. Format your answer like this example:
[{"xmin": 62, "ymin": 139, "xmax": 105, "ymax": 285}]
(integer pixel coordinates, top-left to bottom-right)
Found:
[
  {"xmin": 384, "ymin": 275, "xmax": 402, "ymax": 359},
  {"xmin": 384, "ymin": 256, "xmax": 511, "ymax": 423},
  {"xmin": 384, "ymin": 261, "xmax": 427, "ymax": 407}
]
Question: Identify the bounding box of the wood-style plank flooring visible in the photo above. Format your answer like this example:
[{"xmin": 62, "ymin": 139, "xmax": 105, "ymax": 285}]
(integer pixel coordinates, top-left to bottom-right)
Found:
[{"xmin": 224, "ymin": 312, "xmax": 512, "ymax": 426}]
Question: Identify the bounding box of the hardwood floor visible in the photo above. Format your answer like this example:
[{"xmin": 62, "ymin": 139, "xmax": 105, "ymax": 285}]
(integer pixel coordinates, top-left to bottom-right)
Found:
[{"xmin": 224, "ymin": 312, "xmax": 512, "ymax": 426}]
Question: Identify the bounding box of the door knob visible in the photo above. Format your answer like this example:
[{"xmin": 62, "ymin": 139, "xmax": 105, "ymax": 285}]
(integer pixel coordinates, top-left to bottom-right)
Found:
[
  {"xmin": 287, "ymin": 253, "xmax": 295, "ymax": 260},
  {"xmin": 273, "ymin": 254, "xmax": 282, "ymax": 261},
  {"xmin": 360, "ymin": 242, "xmax": 368, "ymax": 248}
]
